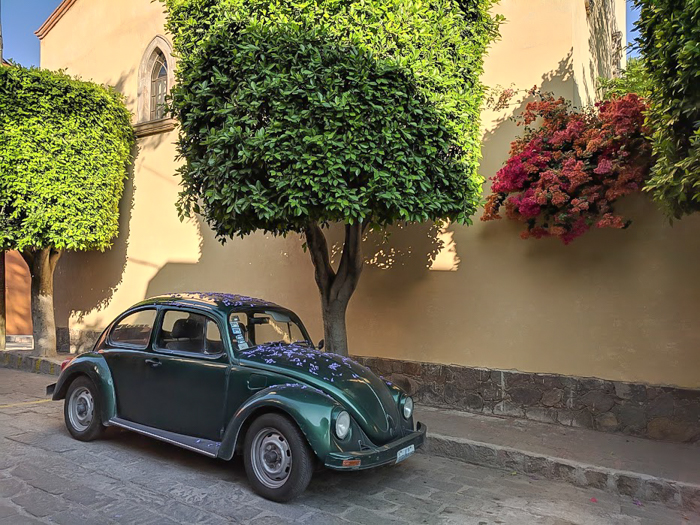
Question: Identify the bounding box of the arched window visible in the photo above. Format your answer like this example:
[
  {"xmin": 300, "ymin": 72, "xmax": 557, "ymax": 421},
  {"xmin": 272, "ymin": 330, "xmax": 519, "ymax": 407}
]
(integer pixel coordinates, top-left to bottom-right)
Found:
[
  {"xmin": 136, "ymin": 36, "xmax": 176, "ymax": 131},
  {"xmin": 150, "ymin": 50, "xmax": 168, "ymax": 120}
]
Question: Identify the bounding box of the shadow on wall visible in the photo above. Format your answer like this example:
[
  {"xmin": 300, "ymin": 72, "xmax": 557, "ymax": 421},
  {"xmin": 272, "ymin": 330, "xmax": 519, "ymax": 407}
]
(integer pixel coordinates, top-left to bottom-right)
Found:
[
  {"xmin": 582, "ymin": 0, "xmax": 622, "ymax": 104},
  {"xmin": 141, "ymin": 51, "xmax": 582, "ymax": 343},
  {"xmin": 53, "ymin": 79, "xmax": 173, "ymax": 350},
  {"xmin": 128, "ymin": 50, "xmax": 699, "ymax": 385},
  {"xmin": 143, "ymin": 215, "xmax": 447, "ymax": 330},
  {"xmin": 52, "ymin": 146, "xmax": 135, "ymax": 351}
]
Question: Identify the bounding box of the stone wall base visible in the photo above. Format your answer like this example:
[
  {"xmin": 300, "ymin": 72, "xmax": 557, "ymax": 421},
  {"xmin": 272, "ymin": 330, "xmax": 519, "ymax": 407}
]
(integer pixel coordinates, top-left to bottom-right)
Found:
[
  {"xmin": 53, "ymin": 326, "xmax": 700, "ymax": 444},
  {"xmin": 57, "ymin": 327, "xmax": 102, "ymax": 354},
  {"xmin": 353, "ymin": 356, "xmax": 700, "ymax": 445}
]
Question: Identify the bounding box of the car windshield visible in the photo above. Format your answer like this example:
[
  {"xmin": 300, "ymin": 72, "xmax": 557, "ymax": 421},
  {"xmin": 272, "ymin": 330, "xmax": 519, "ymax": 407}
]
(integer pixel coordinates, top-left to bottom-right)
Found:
[{"xmin": 229, "ymin": 309, "xmax": 311, "ymax": 350}]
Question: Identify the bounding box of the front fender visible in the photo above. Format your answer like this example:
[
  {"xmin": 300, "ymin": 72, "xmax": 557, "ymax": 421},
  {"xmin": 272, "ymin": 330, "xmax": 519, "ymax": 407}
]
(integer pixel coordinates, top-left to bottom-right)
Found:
[
  {"xmin": 52, "ymin": 353, "xmax": 116, "ymax": 423},
  {"xmin": 218, "ymin": 383, "xmax": 340, "ymax": 461}
]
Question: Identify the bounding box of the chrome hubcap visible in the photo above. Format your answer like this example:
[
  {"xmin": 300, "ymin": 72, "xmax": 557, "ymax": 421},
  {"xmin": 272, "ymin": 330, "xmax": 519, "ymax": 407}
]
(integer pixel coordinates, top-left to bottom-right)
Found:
[
  {"xmin": 68, "ymin": 387, "xmax": 94, "ymax": 432},
  {"xmin": 250, "ymin": 427, "xmax": 292, "ymax": 489}
]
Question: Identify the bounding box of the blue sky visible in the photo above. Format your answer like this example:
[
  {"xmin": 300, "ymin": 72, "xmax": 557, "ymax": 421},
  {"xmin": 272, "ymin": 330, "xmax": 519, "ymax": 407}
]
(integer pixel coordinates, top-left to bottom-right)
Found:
[
  {"xmin": 1, "ymin": 0, "xmax": 62, "ymax": 66},
  {"xmin": 2, "ymin": 0, "xmax": 640, "ymax": 67}
]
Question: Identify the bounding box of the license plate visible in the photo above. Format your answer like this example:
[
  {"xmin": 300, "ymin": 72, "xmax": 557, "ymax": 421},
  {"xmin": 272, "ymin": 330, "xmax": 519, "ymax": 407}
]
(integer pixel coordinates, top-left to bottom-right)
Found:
[{"xmin": 396, "ymin": 444, "xmax": 415, "ymax": 463}]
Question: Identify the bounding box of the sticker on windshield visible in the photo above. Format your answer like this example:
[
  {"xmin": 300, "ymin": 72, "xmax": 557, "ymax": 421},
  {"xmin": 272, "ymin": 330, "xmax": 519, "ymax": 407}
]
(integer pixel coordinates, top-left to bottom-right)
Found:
[{"xmin": 230, "ymin": 316, "xmax": 250, "ymax": 349}]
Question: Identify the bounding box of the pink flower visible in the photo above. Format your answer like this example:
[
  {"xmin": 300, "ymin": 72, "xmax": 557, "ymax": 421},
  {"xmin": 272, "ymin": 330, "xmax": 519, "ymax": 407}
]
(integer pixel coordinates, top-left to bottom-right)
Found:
[
  {"xmin": 561, "ymin": 219, "xmax": 589, "ymax": 244},
  {"xmin": 594, "ymin": 158, "xmax": 614, "ymax": 175},
  {"xmin": 518, "ymin": 195, "xmax": 541, "ymax": 218},
  {"xmin": 596, "ymin": 213, "xmax": 625, "ymax": 229}
]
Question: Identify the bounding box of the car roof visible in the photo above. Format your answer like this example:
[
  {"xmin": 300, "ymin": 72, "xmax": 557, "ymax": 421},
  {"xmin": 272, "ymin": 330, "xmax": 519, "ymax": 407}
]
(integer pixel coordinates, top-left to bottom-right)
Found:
[{"xmin": 132, "ymin": 292, "xmax": 283, "ymax": 313}]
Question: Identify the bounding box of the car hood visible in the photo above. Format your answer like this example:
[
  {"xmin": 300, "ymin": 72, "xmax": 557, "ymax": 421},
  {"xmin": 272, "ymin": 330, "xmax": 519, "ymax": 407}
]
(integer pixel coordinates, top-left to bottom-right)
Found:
[{"xmin": 239, "ymin": 343, "xmax": 402, "ymax": 445}]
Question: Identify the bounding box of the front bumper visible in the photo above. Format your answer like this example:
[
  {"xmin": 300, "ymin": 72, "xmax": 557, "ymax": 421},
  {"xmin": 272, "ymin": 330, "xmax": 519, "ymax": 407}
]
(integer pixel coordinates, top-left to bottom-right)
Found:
[{"xmin": 324, "ymin": 422, "xmax": 427, "ymax": 470}]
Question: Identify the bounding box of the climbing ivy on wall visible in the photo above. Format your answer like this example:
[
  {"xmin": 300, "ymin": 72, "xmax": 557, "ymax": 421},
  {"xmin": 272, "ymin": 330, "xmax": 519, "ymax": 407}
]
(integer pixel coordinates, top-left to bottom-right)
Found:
[{"xmin": 634, "ymin": 0, "xmax": 700, "ymax": 218}]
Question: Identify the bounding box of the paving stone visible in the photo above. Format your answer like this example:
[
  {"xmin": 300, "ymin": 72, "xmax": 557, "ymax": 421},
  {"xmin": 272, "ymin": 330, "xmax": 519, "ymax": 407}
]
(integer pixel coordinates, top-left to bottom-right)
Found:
[
  {"xmin": 62, "ymin": 485, "xmax": 117, "ymax": 508},
  {"xmin": 49, "ymin": 508, "xmax": 117, "ymax": 525},
  {"xmin": 160, "ymin": 499, "xmax": 231, "ymax": 524},
  {"xmin": 0, "ymin": 477, "xmax": 25, "ymax": 498},
  {"xmin": 11, "ymin": 490, "xmax": 69, "ymax": 517},
  {"xmin": 0, "ymin": 505, "xmax": 17, "ymax": 519},
  {"xmin": 389, "ymin": 505, "xmax": 442, "ymax": 524},
  {"xmin": 298, "ymin": 493, "xmax": 354, "ymax": 514},
  {"xmin": 380, "ymin": 488, "xmax": 442, "ymax": 514},
  {"xmin": 296, "ymin": 511, "xmax": 353, "ymax": 525},
  {"xmin": 100, "ymin": 501, "xmax": 163, "ymax": 525},
  {"xmin": 24, "ymin": 473, "xmax": 74, "ymax": 495},
  {"xmin": 0, "ymin": 514, "xmax": 44, "ymax": 525},
  {"xmin": 344, "ymin": 507, "xmax": 404, "ymax": 524}
]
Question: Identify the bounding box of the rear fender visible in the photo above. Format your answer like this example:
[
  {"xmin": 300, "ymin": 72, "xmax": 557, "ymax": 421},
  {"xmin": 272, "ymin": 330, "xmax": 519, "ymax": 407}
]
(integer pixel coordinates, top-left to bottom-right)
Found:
[
  {"xmin": 218, "ymin": 383, "xmax": 339, "ymax": 461},
  {"xmin": 52, "ymin": 353, "xmax": 116, "ymax": 423}
]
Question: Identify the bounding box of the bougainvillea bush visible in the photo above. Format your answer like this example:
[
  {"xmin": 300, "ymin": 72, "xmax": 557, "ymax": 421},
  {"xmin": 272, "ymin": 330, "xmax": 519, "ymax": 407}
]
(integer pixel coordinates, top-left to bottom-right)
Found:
[{"xmin": 482, "ymin": 90, "xmax": 651, "ymax": 244}]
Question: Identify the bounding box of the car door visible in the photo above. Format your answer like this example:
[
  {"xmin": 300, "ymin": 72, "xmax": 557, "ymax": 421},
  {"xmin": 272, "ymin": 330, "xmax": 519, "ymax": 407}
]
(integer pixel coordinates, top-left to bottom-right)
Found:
[
  {"xmin": 101, "ymin": 307, "xmax": 160, "ymax": 425},
  {"xmin": 137, "ymin": 308, "xmax": 230, "ymax": 441}
]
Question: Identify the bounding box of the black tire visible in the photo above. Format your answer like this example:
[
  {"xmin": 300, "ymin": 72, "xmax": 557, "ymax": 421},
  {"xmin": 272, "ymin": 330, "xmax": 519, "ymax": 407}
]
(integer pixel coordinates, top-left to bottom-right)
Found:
[
  {"xmin": 64, "ymin": 376, "xmax": 105, "ymax": 442},
  {"xmin": 243, "ymin": 413, "xmax": 314, "ymax": 502}
]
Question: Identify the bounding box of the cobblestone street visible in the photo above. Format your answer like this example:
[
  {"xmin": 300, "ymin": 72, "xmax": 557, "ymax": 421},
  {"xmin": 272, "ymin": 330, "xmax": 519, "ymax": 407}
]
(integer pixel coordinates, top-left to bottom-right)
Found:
[{"xmin": 0, "ymin": 368, "xmax": 697, "ymax": 525}]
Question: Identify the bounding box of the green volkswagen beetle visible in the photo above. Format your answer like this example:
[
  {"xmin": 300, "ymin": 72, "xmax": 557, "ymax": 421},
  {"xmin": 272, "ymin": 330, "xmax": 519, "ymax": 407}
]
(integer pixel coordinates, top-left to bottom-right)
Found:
[{"xmin": 47, "ymin": 292, "xmax": 426, "ymax": 501}]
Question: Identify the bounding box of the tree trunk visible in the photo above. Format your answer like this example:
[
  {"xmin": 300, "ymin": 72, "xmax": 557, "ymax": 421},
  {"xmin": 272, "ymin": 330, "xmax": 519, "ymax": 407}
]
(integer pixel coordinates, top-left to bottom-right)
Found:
[
  {"xmin": 321, "ymin": 297, "xmax": 349, "ymax": 357},
  {"xmin": 0, "ymin": 251, "xmax": 5, "ymax": 351},
  {"xmin": 21, "ymin": 248, "xmax": 61, "ymax": 357},
  {"xmin": 304, "ymin": 222, "xmax": 363, "ymax": 357}
]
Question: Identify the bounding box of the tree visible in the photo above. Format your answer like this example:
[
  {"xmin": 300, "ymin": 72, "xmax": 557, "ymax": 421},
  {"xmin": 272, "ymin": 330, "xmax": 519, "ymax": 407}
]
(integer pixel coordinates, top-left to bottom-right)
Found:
[
  {"xmin": 164, "ymin": 0, "xmax": 500, "ymax": 356},
  {"xmin": 634, "ymin": 0, "xmax": 700, "ymax": 218},
  {"xmin": 598, "ymin": 57, "xmax": 651, "ymax": 101},
  {"xmin": 0, "ymin": 66, "xmax": 134, "ymax": 356},
  {"xmin": 0, "ymin": 0, "xmax": 5, "ymax": 352}
]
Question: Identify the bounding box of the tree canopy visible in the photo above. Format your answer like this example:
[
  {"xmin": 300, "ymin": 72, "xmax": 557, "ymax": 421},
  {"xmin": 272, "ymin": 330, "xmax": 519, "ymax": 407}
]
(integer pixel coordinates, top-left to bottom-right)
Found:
[
  {"xmin": 598, "ymin": 57, "xmax": 651, "ymax": 101},
  {"xmin": 165, "ymin": 0, "xmax": 501, "ymax": 238},
  {"xmin": 164, "ymin": 0, "xmax": 500, "ymax": 355},
  {"xmin": 0, "ymin": 66, "xmax": 134, "ymax": 253},
  {"xmin": 0, "ymin": 65, "xmax": 133, "ymax": 357},
  {"xmin": 633, "ymin": 0, "xmax": 700, "ymax": 218}
]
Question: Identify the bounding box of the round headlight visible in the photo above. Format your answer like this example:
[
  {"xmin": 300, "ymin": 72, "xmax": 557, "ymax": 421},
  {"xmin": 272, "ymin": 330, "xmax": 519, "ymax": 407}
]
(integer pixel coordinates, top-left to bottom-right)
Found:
[
  {"xmin": 402, "ymin": 396, "xmax": 414, "ymax": 419},
  {"xmin": 335, "ymin": 411, "xmax": 351, "ymax": 439}
]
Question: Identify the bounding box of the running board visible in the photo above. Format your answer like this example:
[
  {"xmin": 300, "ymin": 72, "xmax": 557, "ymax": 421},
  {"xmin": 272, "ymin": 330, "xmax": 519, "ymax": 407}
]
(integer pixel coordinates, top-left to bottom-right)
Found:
[{"xmin": 108, "ymin": 417, "xmax": 221, "ymax": 458}]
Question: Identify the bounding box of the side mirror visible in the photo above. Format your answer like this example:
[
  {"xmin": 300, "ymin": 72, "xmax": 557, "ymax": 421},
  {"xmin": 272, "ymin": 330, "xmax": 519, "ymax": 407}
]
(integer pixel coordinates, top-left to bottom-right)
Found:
[{"xmin": 317, "ymin": 339, "xmax": 324, "ymax": 350}]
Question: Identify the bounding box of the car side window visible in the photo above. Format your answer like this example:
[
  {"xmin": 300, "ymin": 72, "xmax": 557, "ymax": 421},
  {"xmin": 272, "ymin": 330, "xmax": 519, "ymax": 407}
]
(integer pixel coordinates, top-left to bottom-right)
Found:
[
  {"xmin": 205, "ymin": 319, "xmax": 224, "ymax": 355},
  {"xmin": 110, "ymin": 309, "xmax": 157, "ymax": 348},
  {"xmin": 157, "ymin": 310, "xmax": 223, "ymax": 356}
]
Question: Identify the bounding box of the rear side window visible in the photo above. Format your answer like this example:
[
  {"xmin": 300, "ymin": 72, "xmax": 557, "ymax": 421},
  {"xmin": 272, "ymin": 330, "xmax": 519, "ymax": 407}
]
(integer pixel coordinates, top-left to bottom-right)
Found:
[
  {"xmin": 157, "ymin": 310, "xmax": 223, "ymax": 356},
  {"xmin": 110, "ymin": 309, "xmax": 157, "ymax": 348}
]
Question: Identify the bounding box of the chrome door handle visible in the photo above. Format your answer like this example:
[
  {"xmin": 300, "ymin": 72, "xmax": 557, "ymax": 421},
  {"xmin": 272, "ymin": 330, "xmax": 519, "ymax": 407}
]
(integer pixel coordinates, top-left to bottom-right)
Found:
[{"xmin": 145, "ymin": 358, "xmax": 161, "ymax": 368}]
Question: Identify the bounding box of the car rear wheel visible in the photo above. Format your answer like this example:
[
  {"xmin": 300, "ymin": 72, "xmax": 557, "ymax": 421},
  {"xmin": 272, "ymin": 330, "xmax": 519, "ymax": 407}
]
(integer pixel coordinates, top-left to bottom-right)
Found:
[
  {"xmin": 243, "ymin": 413, "xmax": 314, "ymax": 502},
  {"xmin": 64, "ymin": 376, "xmax": 105, "ymax": 442}
]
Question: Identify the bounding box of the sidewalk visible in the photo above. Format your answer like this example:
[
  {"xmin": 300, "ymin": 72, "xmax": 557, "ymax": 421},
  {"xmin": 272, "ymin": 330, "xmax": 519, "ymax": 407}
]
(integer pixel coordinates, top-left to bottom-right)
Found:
[
  {"xmin": 1, "ymin": 348, "xmax": 62, "ymax": 376},
  {"xmin": 419, "ymin": 405, "xmax": 700, "ymax": 512}
]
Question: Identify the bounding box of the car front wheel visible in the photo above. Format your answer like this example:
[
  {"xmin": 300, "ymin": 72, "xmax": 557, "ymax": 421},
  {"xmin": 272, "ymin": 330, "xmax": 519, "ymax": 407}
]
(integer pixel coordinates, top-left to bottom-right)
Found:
[
  {"xmin": 64, "ymin": 376, "xmax": 105, "ymax": 442},
  {"xmin": 243, "ymin": 413, "xmax": 314, "ymax": 502}
]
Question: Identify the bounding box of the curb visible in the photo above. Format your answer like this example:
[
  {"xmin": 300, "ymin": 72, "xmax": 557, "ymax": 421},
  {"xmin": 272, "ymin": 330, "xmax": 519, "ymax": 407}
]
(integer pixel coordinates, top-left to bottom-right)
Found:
[
  {"xmin": 1, "ymin": 351, "xmax": 61, "ymax": 377},
  {"xmin": 424, "ymin": 432, "xmax": 700, "ymax": 513}
]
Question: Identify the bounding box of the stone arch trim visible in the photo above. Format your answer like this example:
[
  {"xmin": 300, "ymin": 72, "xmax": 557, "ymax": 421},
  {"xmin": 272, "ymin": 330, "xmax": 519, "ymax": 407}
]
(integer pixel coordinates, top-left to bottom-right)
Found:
[{"xmin": 136, "ymin": 35, "xmax": 176, "ymax": 125}]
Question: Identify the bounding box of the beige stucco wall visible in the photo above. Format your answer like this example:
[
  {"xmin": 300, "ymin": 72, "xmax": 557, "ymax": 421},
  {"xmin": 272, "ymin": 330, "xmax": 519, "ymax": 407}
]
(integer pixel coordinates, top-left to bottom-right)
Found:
[
  {"xmin": 40, "ymin": 0, "xmax": 700, "ymax": 389},
  {"xmin": 573, "ymin": 0, "xmax": 627, "ymax": 106}
]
